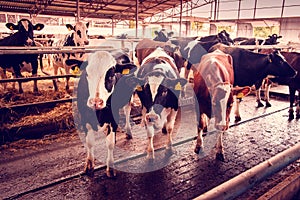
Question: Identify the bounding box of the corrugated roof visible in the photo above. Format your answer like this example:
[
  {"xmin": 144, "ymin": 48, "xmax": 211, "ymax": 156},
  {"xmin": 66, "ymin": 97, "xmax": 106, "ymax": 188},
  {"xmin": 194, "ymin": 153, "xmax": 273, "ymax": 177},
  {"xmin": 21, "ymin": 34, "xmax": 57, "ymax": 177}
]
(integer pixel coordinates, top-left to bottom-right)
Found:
[{"xmin": 0, "ymin": 0, "xmax": 187, "ymax": 22}]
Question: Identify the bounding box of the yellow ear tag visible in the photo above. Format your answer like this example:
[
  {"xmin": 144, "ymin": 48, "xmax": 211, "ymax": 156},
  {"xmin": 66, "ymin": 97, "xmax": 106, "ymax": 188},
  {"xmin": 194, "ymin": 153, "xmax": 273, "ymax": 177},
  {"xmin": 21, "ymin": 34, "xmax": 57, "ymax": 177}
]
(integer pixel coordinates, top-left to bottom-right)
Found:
[
  {"xmin": 236, "ymin": 92, "xmax": 244, "ymax": 99},
  {"xmin": 37, "ymin": 26, "xmax": 40, "ymax": 30},
  {"xmin": 175, "ymin": 82, "xmax": 182, "ymax": 91},
  {"xmin": 72, "ymin": 66, "xmax": 81, "ymax": 76},
  {"xmin": 136, "ymin": 85, "xmax": 143, "ymax": 91},
  {"xmin": 122, "ymin": 68, "xmax": 130, "ymax": 75},
  {"xmin": 68, "ymin": 27, "xmax": 72, "ymax": 31},
  {"xmin": 9, "ymin": 26, "xmax": 13, "ymax": 30}
]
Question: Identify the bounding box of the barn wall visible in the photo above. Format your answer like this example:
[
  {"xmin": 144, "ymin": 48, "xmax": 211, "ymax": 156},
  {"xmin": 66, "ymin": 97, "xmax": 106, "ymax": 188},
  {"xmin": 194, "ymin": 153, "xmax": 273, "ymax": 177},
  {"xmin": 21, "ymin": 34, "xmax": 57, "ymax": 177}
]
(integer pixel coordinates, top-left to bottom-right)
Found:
[
  {"xmin": 236, "ymin": 23, "xmax": 253, "ymax": 38},
  {"xmin": 280, "ymin": 17, "xmax": 300, "ymax": 42}
]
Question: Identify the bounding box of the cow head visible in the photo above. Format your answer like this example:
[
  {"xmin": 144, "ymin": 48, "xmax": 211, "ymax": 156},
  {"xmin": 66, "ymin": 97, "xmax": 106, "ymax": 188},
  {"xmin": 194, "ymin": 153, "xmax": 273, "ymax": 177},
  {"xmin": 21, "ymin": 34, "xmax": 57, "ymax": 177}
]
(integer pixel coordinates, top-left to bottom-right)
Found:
[
  {"xmin": 217, "ymin": 30, "xmax": 234, "ymax": 46},
  {"xmin": 153, "ymin": 29, "xmax": 174, "ymax": 42},
  {"xmin": 66, "ymin": 21, "xmax": 89, "ymax": 46},
  {"xmin": 6, "ymin": 19, "xmax": 44, "ymax": 46},
  {"xmin": 68, "ymin": 51, "xmax": 136, "ymax": 110},
  {"xmin": 267, "ymin": 50, "xmax": 296, "ymax": 77},
  {"xmin": 128, "ymin": 48, "xmax": 187, "ymax": 127},
  {"xmin": 266, "ymin": 34, "xmax": 282, "ymax": 45}
]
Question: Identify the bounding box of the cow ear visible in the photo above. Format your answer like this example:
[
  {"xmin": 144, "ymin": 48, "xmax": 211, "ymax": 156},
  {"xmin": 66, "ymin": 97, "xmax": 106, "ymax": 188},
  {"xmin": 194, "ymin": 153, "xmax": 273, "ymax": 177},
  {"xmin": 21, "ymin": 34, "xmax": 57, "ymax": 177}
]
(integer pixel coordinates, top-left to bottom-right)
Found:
[
  {"xmin": 164, "ymin": 78, "xmax": 187, "ymax": 91},
  {"xmin": 86, "ymin": 22, "xmax": 90, "ymax": 28},
  {"xmin": 125, "ymin": 76, "xmax": 145, "ymax": 90},
  {"xmin": 154, "ymin": 30, "xmax": 159, "ymax": 35},
  {"xmin": 5, "ymin": 23, "xmax": 17, "ymax": 30},
  {"xmin": 34, "ymin": 23, "xmax": 44, "ymax": 31},
  {"xmin": 168, "ymin": 31, "xmax": 174, "ymax": 37},
  {"xmin": 115, "ymin": 64, "xmax": 137, "ymax": 74},
  {"xmin": 66, "ymin": 24, "xmax": 74, "ymax": 31}
]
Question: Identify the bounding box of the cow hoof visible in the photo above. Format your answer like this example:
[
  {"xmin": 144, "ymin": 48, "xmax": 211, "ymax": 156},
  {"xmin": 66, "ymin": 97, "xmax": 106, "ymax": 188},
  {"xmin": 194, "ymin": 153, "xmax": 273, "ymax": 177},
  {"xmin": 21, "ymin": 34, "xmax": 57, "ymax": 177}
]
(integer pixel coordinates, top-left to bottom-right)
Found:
[
  {"xmin": 235, "ymin": 116, "xmax": 241, "ymax": 122},
  {"xmin": 216, "ymin": 153, "xmax": 225, "ymax": 162},
  {"xmin": 194, "ymin": 146, "xmax": 203, "ymax": 154},
  {"xmin": 257, "ymin": 102, "xmax": 264, "ymax": 108},
  {"xmin": 296, "ymin": 113, "xmax": 300, "ymax": 119},
  {"xmin": 288, "ymin": 114, "xmax": 294, "ymax": 121},
  {"xmin": 265, "ymin": 102, "xmax": 272, "ymax": 107},
  {"xmin": 126, "ymin": 133, "xmax": 133, "ymax": 140},
  {"xmin": 106, "ymin": 168, "xmax": 117, "ymax": 177}
]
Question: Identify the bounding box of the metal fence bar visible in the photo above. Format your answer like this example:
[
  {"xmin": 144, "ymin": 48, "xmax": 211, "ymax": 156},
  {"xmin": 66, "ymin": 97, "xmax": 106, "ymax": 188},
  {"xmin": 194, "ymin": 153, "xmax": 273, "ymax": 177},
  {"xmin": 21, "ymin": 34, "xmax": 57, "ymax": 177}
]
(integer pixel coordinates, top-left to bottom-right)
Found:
[{"xmin": 0, "ymin": 74, "xmax": 79, "ymax": 83}]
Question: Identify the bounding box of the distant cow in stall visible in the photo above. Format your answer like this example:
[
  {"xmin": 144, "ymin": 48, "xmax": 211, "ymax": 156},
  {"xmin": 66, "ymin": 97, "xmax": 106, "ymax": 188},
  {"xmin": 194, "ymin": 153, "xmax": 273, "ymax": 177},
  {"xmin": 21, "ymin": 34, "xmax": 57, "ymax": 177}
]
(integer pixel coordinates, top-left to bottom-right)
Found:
[
  {"xmin": 67, "ymin": 50, "xmax": 137, "ymax": 176},
  {"xmin": 259, "ymin": 49, "xmax": 300, "ymax": 120},
  {"xmin": 153, "ymin": 28, "xmax": 174, "ymax": 42},
  {"xmin": 52, "ymin": 21, "xmax": 89, "ymax": 91},
  {"xmin": 0, "ymin": 19, "xmax": 44, "ymax": 93},
  {"xmin": 199, "ymin": 30, "xmax": 234, "ymax": 46},
  {"xmin": 233, "ymin": 34, "xmax": 282, "ymax": 46},
  {"xmin": 193, "ymin": 49, "xmax": 251, "ymax": 161},
  {"xmin": 209, "ymin": 43, "xmax": 296, "ymax": 122},
  {"xmin": 127, "ymin": 47, "xmax": 187, "ymax": 159}
]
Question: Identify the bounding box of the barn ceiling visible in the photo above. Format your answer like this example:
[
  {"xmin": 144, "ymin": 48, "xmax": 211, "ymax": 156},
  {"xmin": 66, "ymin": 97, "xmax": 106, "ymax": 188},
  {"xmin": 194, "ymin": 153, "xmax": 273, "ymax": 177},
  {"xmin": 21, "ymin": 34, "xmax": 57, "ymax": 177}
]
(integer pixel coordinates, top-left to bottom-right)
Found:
[{"xmin": 0, "ymin": 0, "xmax": 194, "ymax": 22}]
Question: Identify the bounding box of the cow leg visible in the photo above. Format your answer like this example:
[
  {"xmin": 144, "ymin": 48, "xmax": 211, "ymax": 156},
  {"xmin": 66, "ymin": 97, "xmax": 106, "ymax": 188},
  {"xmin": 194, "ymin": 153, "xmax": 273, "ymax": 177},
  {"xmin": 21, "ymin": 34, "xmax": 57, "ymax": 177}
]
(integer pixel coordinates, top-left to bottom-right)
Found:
[
  {"xmin": 0, "ymin": 68, "xmax": 7, "ymax": 90},
  {"xmin": 296, "ymin": 94, "xmax": 300, "ymax": 119},
  {"xmin": 215, "ymin": 130, "xmax": 225, "ymax": 161},
  {"xmin": 264, "ymin": 82, "xmax": 272, "ymax": 107},
  {"xmin": 32, "ymin": 73, "xmax": 38, "ymax": 93},
  {"xmin": 65, "ymin": 66, "xmax": 71, "ymax": 91},
  {"xmin": 288, "ymin": 87, "xmax": 296, "ymax": 121},
  {"xmin": 195, "ymin": 113, "xmax": 205, "ymax": 154},
  {"xmin": 234, "ymin": 97, "xmax": 242, "ymax": 122},
  {"xmin": 146, "ymin": 126, "xmax": 155, "ymax": 159},
  {"xmin": 256, "ymin": 88, "xmax": 264, "ymax": 107},
  {"xmin": 165, "ymin": 109, "xmax": 177, "ymax": 154},
  {"xmin": 123, "ymin": 103, "xmax": 133, "ymax": 139},
  {"xmin": 84, "ymin": 124, "xmax": 96, "ymax": 174},
  {"xmin": 106, "ymin": 125, "xmax": 116, "ymax": 177}
]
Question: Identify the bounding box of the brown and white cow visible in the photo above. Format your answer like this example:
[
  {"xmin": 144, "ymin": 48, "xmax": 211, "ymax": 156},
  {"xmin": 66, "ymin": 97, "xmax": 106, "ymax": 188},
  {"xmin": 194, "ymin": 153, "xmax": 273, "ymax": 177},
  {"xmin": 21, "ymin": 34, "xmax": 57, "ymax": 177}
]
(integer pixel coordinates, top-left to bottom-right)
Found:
[{"xmin": 193, "ymin": 49, "xmax": 250, "ymax": 161}]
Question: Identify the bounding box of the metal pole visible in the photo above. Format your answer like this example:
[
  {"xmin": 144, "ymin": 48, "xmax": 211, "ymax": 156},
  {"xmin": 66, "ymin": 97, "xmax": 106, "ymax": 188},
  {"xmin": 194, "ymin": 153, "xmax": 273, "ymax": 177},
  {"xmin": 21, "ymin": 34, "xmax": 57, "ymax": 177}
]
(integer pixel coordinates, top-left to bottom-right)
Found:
[
  {"xmin": 253, "ymin": 0, "xmax": 257, "ymax": 19},
  {"xmin": 76, "ymin": 0, "xmax": 80, "ymax": 21},
  {"xmin": 279, "ymin": 0, "xmax": 286, "ymax": 36},
  {"xmin": 179, "ymin": 0, "xmax": 183, "ymax": 37},
  {"xmin": 135, "ymin": 0, "xmax": 139, "ymax": 38},
  {"xmin": 237, "ymin": 0, "xmax": 241, "ymax": 21},
  {"xmin": 112, "ymin": 18, "xmax": 115, "ymax": 36},
  {"xmin": 195, "ymin": 143, "xmax": 300, "ymax": 200}
]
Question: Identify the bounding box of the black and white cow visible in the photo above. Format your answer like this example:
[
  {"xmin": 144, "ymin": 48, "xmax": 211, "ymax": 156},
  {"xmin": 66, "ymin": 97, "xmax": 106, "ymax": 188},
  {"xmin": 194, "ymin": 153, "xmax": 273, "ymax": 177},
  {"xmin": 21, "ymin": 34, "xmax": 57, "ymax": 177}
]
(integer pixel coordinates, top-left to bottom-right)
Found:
[
  {"xmin": 233, "ymin": 34, "xmax": 282, "ymax": 46},
  {"xmin": 153, "ymin": 29, "xmax": 174, "ymax": 42},
  {"xmin": 0, "ymin": 19, "xmax": 44, "ymax": 93},
  {"xmin": 52, "ymin": 21, "xmax": 89, "ymax": 91},
  {"xmin": 127, "ymin": 47, "xmax": 187, "ymax": 159},
  {"xmin": 69, "ymin": 50, "xmax": 137, "ymax": 176},
  {"xmin": 209, "ymin": 43, "xmax": 296, "ymax": 122}
]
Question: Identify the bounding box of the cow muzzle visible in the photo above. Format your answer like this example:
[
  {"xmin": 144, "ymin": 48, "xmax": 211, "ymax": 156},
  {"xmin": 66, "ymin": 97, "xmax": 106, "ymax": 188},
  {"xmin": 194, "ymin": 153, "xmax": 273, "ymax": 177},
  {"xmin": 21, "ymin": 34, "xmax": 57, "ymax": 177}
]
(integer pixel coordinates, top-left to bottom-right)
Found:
[
  {"xmin": 145, "ymin": 113, "xmax": 159, "ymax": 123},
  {"xmin": 88, "ymin": 97, "xmax": 104, "ymax": 110}
]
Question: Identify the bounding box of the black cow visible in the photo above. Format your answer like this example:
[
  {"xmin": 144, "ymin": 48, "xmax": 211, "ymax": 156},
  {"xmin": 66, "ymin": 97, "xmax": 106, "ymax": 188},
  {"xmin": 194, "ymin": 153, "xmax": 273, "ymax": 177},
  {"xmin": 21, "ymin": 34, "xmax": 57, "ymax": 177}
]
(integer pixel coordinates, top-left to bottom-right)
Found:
[
  {"xmin": 127, "ymin": 47, "xmax": 187, "ymax": 159},
  {"xmin": 234, "ymin": 34, "xmax": 282, "ymax": 45},
  {"xmin": 209, "ymin": 43, "xmax": 296, "ymax": 122},
  {"xmin": 199, "ymin": 30, "xmax": 234, "ymax": 46},
  {"xmin": 67, "ymin": 50, "xmax": 137, "ymax": 176},
  {"xmin": 0, "ymin": 19, "xmax": 44, "ymax": 93}
]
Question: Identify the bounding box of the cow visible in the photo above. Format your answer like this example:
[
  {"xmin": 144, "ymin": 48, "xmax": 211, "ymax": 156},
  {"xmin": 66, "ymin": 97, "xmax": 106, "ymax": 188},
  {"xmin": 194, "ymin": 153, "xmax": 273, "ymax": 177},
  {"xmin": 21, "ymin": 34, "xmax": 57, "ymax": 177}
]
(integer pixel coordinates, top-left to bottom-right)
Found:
[
  {"xmin": 193, "ymin": 49, "xmax": 250, "ymax": 161},
  {"xmin": 153, "ymin": 28, "xmax": 174, "ymax": 42},
  {"xmin": 127, "ymin": 47, "xmax": 187, "ymax": 159},
  {"xmin": 135, "ymin": 38, "xmax": 185, "ymax": 72},
  {"xmin": 52, "ymin": 21, "xmax": 89, "ymax": 91},
  {"xmin": 68, "ymin": 50, "xmax": 137, "ymax": 176},
  {"xmin": 199, "ymin": 30, "xmax": 234, "ymax": 46},
  {"xmin": 209, "ymin": 43, "xmax": 296, "ymax": 122},
  {"xmin": 0, "ymin": 19, "xmax": 44, "ymax": 93},
  {"xmin": 259, "ymin": 49, "xmax": 300, "ymax": 120},
  {"xmin": 233, "ymin": 34, "xmax": 282, "ymax": 46}
]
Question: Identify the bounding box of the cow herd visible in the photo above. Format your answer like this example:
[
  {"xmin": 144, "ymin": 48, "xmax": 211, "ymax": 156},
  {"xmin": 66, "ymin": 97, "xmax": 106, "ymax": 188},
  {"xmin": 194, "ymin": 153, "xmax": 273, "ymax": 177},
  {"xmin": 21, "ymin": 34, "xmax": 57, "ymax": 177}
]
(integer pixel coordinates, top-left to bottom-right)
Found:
[{"xmin": 0, "ymin": 19, "xmax": 299, "ymax": 177}]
